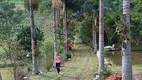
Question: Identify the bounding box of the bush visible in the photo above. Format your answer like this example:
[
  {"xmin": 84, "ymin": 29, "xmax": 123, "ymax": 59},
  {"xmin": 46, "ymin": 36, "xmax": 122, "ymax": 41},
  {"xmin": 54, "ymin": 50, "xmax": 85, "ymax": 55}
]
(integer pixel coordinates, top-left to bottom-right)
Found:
[
  {"xmin": 104, "ymin": 69, "xmax": 112, "ymax": 77},
  {"xmin": 40, "ymin": 40, "xmax": 54, "ymax": 71},
  {"xmin": 104, "ymin": 48, "xmax": 111, "ymax": 56},
  {"xmin": 66, "ymin": 51, "xmax": 72, "ymax": 60},
  {"xmin": 26, "ymin": 64, "xmax": 32, "ymax": 71}
]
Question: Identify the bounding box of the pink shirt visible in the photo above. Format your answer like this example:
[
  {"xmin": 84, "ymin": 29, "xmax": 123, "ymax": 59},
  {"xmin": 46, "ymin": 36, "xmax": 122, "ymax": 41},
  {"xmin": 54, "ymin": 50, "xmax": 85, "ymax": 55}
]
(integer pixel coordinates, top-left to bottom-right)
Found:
[{"xmin": 54, "ymin": 56, "xmax": 61, "ymax": 63}]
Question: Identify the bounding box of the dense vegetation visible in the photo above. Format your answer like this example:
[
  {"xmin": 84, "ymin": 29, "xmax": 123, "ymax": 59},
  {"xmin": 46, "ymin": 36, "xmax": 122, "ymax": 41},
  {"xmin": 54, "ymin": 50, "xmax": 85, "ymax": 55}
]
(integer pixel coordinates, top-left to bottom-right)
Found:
[{"xmin": 0, "ymin": 0, "xmax": 142, "ymax": 80}]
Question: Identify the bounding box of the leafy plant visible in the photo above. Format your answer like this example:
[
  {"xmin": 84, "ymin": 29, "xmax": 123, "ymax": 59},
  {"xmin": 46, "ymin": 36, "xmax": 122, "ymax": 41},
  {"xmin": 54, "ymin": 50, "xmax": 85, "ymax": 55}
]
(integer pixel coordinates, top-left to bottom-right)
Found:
[
  {"xmin": 39, "ymin": 40, "xmax": 54, "ymax": 71},
  {"xmin": 104, "ymin": 69, "xmax": 112, "ymax": 77},
  {"xmin": 66, "ymin": 51, "xmax": 72, "ymax": 60},
  {"xmin": 104, "ymin": 48, "xmax": 110, "ymax": 56},
  {"xmin": 17, "ymin": 26, "xmax": 44, "ymax": 51}
]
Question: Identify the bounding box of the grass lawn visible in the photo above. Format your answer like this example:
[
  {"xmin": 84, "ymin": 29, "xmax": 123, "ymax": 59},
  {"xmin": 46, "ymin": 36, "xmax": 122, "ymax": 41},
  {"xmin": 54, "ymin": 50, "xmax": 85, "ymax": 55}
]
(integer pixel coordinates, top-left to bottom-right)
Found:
[
  {"xmin": 29, "ymin": 44, "xmax": 142, "ymax": 80},
  {"xmin": 29, "ymin": 45, "xmax": 98, "ymax": 80}
]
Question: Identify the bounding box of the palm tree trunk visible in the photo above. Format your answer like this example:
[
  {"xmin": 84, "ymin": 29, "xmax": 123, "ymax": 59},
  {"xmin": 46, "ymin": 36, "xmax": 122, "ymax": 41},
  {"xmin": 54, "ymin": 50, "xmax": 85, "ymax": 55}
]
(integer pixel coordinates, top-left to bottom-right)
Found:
[
  {"xmin": 29, "ymin": 0, "xmax": 39, "ymax": 74},
  {"xmin": 53, "ymin": 7, "xmax": 58, "ymax": 56},
  {"xmin": 98, "ymin": 0, "xmax": 104, "ymax": 79},
  {"xmin": 0, "ymin": 72, "xmax": 2, "ymax": 80},
  {"xmin": 56, "ymin": 9, "xmax": 60, "ymax": 29},
  {"xmin": 122, "ymin": 0, "xmax": 132, "ymax": 80},
  {"xmin": 92, "ymin": 12, "xmax": 97, "ymax": 53},
  {"xmin": 63, "ymin": 0, "xmax": 67, "ymax": 61}
]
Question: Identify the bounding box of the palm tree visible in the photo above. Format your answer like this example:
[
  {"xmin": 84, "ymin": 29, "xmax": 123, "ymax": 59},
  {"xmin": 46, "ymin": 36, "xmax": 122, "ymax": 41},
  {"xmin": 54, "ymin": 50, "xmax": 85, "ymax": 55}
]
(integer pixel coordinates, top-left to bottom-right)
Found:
[
  {"xmin": 63, "ymin": 0, "xmax": 67, "ymax": 60},
  {"xmin": 52, "ymin": 7, "xmax": 58, "ymax": 56},
  {"xmin": 92, "ymin": 10, "xmax": 98, "ymax": 53},
  {"xmin": 122, "ymin": 0, "xmax": 132, "ymax": 79},
  {"xmin": 98, "ymin": 0, "xmax": 104, "ymax": 79},
  {"xmin": 24, "ymin": 0, "xmax": 41, "ymax": 74},
  {"xmin": 52, "ymin": 0, "xmax": 62, "ymax": 56}
]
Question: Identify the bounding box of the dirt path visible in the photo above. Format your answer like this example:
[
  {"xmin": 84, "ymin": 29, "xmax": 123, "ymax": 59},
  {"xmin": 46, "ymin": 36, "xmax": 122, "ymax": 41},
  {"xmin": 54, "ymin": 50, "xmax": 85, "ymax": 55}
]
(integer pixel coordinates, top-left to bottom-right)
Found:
[{"xmin": 30, "ymin": 45, "xmax": 98, "ymax": 80}]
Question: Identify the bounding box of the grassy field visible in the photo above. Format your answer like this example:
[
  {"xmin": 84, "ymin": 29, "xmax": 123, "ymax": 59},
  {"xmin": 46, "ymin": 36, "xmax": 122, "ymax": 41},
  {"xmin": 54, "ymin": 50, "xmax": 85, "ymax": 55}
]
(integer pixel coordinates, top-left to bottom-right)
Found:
[
  {"xmin": 0, "ymin": 68, "xmax": 13, "ymax": 80},
  {"xmin": 29, "ymin": 45, "xmax": 98, "ymax": 80},
  {"xmin": 29, "ymin": 44, "xmax": 142, "ymax": 80}
]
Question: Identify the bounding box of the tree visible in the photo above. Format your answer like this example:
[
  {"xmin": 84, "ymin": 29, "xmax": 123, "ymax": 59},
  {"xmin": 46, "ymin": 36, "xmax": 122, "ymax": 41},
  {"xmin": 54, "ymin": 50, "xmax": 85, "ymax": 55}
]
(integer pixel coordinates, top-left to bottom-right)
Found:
[
  {"xmin": 130, "ymin": 0, "xmax": 142, "ymax": 46},
  {"xmin": 52, "ymin": 0, "xmax": 62, "ymax": 59},
  {"xmin": 24, "ymin": 0, "xmax": 41, "ymax": 74},
  {"xmin": 82, "ymin": 0, "xmax": 99, "ymax": 52},
  {"xmin": 122, "ymin": 0, "xmax": 132, "ymax": 79},
  {"xmin": 92, "ymin": 11, "xmax": 98, "ymax": 53},
  {"xmin": 98, "ymin": 0, "xmax": 104, "ymax": 79},
  {"xmin": 17, "ymin": 27, "xmax": 43, "ymax": 51},
  {"xmin": 52, "ymin": 1, "xmax": 58, "ymax": 57},
  {"xmin": 0, "ymin": 1, "xmax": 25, "ymax": 40},
  {"xmin": 63, "ymin": 0, "xmax": 68, "ymax": 60}
]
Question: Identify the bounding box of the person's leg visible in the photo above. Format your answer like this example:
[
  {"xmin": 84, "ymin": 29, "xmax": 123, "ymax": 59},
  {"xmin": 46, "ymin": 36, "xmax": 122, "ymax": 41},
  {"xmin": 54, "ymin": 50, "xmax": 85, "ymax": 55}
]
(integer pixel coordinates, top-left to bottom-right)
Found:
[{"xmin": 56, "ymin": 63, "xmax": 60, "ymax": 73}]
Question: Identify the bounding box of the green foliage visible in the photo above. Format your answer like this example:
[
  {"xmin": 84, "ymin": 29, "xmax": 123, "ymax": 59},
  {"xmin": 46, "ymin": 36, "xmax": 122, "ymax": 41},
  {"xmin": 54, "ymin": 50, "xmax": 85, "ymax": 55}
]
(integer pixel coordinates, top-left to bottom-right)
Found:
[
  {"xmin": 80, "ymin": 20, "xmax": 92, "ymax": 44},
  {"xmin": 10, "ymin": 0, "xmax": 23, "ymax": 4},
  {"xmin": 26, "ymin": 64, "xmax": 32, "ymax": 71},
  {"xmin": 0, "ymin": 40, "xmax": 24, "ymax": 68},
  {"xmin": 39, "ymin": 40, "xmax": 54, "ymax": 71},
  {"xmin": 104, "ymin": 69, "xmax": 112, "ymax": 77},
  {"xmin": 66, "ymin": 51, "xmax": 72, "ymax": 60},
  {"xmin": 104, "ymin": 48, "xmax": 110, "ymax": 56},
  {"xmin": 17, "ymin": 27, "xmax": 44, "ymax": 51},
  {"xmin": 104, "ymin": 0, "xmax": 122, "ymax": 44},
  {"xmin": 130, "ymin": 0, "xmax": 142, "ymax": 45},
  {"xmin": 0, "ymin": 1, "xmax": 27, "ymax": 40},
  {"xmin": 39, "ymin": 0, "xmax": 51, "ymax": 15},
  {"xmin": 63, "ymin": 0, "xmax": 85, "ymax": 12}
]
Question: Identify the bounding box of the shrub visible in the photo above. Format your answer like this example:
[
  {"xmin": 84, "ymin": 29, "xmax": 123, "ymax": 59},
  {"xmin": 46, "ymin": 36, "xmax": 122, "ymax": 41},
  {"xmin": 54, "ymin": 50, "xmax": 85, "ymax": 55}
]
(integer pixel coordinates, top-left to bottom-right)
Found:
[
  {"xmin": 104, "ymin": 48, "xmax": 110, "ymax": 55},
  {"xmin": 66, "ymin": 51, "xmax": 72, "ymax": 60},
  {"xmin": 39, "ymin": 40, "xmax": 54, "ymax": 71},
  {"xmin": 104, "ymin": 69, "xmax": 112, "ymax": 77},
  {"xmin": 26, "ymin": 64, "xmax": 32, "ymax": 71}
]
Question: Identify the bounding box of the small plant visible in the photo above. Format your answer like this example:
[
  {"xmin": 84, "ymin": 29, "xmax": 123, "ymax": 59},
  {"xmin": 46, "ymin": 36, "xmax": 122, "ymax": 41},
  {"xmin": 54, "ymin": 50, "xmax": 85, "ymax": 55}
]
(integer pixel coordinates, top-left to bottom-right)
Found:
[
  {"xmin": 104, "ymin": 48, "xmax": 110, "ymax": 56},
  {"xmin": 104, "ymin": 69, "xmax": 112, "ymax": 77},
  {"xmin": 26, "ymin": 64, "xmax": 32, "ymax": 71},
  {"xmin": 66, "ymin": 52, "xmax": 72, "ymax": 60}
]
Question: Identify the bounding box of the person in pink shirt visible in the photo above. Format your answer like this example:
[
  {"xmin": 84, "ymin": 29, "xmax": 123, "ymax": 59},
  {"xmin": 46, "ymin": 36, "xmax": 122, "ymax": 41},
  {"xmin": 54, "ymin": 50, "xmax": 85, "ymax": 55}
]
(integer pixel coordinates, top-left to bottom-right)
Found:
[{"xmin": 54, "ymin": 52, "xmax": 61, "ymax": 73}]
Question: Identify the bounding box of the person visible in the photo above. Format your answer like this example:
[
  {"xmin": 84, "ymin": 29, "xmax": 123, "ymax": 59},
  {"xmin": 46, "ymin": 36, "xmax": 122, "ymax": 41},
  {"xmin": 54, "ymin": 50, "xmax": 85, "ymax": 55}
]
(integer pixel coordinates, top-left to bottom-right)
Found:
[{"xmin": 54, "ymin": 52, "xmax": 61, "ymax": 74}]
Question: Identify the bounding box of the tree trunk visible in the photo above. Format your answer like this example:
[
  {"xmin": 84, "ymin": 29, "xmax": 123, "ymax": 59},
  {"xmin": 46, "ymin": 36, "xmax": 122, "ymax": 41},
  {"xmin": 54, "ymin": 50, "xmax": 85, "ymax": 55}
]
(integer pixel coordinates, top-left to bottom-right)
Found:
[
  {"xmin": 53, "ymin": 7, "xmax": 58, "ymax": 56},
  {"xmin": 13, "ymin": 57, "xmax": 17, "ymax": 80},
  {"xmin": 98, "ymin": 0, "xmax": 104, "ymax": 79},
  {"xmin": 29, "ymin": 0, "xmax": 39, "ymax": 75},
  {"xmin": 122, "ymin": 0, "xmax": 132, "ymax": 80},
  {"xmin": 63, "ymin": 0, "xmax": 67, "ymax": 61},
  {"xmin": 56, "ymin": 9, "xmax": 60, "ymax": 29},
  {"xmin": 92, "ymin": 12, "xmax": 97, "ymax": 53},
  {"xmin": 0, "ymin": 72, "xmax": 2, "ymax": 80}
]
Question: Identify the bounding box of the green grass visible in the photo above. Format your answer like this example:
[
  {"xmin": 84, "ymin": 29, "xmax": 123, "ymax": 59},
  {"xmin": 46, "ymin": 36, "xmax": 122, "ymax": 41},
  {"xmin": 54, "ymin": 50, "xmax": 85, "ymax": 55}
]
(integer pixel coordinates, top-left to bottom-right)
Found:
[
  {"xmin": 0, "ymin": 68, "xmax": 13, "ymax": 80},
  {"xmin": 30, "ymin": 45, "xmax": 98, "ymax": 80},
  {"xmin": 9, "ymin": 0, "xmax": 49, "ymax": 4},
  {"xmin": 29, "ymin": 44, "xmax": 142, "ymax": 80},
  {"xmin": 10, "ymin": 0, "xmax": 24, "ymax": 4}
]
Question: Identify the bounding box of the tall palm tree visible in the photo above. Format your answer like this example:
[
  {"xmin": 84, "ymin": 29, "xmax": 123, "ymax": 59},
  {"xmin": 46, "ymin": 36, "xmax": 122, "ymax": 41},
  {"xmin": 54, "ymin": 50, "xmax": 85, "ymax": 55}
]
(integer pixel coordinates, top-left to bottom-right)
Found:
[
  {"xmin": 122, "ymin": 0, "xmax": 132, "ymax": 79},
  {"xmin": 52, "ymin": 7, "xmax": 58, "ymax": 56},
  {"xmin": 24, "ymin": 0, "xmax": 41, "ymax": 74},
  {"xmin": 92, "ymin": 11, "xmax": 98, "ymax": 53},
  {"xmin": 98, "ymin": 0, "xmax": 104, "ymax": 79},
  {"xmin": 63, "ymin": 0, "xmax": 67, "ymax": 60},
  {"xmin": 52, "ymin": 0, "xmax": 62, "ymax": 57}
]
